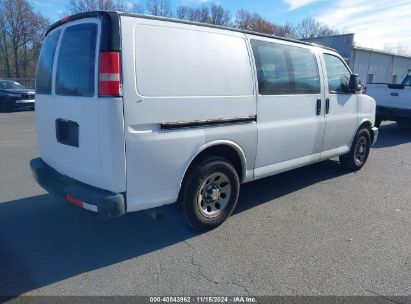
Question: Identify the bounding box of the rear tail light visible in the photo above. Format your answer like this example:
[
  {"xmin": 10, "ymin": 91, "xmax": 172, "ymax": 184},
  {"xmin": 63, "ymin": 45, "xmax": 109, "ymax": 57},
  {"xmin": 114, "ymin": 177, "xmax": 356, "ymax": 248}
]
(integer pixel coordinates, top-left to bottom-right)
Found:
[{"xmin": 99, "ymin": 51, "xmax": 122, "ymax": 97}]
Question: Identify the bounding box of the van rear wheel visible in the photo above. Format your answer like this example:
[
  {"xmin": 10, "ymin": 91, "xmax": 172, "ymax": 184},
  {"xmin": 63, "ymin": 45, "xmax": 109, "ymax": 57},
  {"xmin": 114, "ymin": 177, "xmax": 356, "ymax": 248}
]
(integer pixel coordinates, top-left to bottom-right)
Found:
[
  {"xmin": 339, "ymin": 128, "xmax": 371, "ymax": 171},
  {"xmin": 179, "ymin": 156, "xmax": 240, "ymax": 231}
]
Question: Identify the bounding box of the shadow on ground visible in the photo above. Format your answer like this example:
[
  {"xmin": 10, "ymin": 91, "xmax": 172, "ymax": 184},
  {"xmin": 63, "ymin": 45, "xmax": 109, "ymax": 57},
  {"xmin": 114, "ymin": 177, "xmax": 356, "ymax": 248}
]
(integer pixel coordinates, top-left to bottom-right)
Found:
[
  {"xmin": 0, "ymin": 107, "xmax": 34, "ymax": 114},
  {"xmin": 0, "ymin": 159, "xmax": 350, "ymax": 297},
  {"xmin": 373, "ymin": 122, "xmax": 411, "ymax": 149}
]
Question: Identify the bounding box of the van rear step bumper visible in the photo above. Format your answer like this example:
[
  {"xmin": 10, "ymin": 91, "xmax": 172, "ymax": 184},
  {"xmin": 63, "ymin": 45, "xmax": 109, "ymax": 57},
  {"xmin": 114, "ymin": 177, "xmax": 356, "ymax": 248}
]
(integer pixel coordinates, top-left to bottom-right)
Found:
[{"xmin": 30, "ymin": 158, "xmax": 125, "ymax": 219}]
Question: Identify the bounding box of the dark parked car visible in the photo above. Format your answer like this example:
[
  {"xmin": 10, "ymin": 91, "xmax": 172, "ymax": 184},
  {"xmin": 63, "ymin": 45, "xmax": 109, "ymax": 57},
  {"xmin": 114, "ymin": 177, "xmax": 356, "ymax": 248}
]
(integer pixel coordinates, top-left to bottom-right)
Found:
[{"xmin": 0, "ymin": 80, "xmax": 35, "ymax": 112}]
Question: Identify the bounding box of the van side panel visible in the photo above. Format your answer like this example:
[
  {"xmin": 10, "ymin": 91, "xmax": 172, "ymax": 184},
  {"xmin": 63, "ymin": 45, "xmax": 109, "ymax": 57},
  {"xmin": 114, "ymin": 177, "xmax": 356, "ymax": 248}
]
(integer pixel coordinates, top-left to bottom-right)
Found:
[{"xmin": 120, "ymin": 16, "xmax": 257, "ymax": 212}]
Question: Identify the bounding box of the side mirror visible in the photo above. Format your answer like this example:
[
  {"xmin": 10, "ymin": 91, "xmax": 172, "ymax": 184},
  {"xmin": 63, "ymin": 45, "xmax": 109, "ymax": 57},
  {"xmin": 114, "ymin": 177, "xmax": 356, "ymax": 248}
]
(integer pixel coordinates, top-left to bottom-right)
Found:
[{"xmin": 349, "ymin": 74, "xmax": 361, "ymax": 93}]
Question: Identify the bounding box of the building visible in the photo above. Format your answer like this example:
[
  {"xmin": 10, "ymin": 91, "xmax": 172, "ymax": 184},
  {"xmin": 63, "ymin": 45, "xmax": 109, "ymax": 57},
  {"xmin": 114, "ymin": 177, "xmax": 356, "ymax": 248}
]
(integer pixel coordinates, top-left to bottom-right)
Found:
[{"xmin": 303, "ymin": 34, "xmax": 411, "ymax": 84}]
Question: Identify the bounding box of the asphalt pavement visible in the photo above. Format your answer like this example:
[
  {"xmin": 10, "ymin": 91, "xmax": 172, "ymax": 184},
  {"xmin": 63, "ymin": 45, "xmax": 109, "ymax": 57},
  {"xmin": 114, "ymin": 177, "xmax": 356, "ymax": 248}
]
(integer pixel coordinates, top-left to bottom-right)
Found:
[{"xmin": 0, "ymin": 111, "xmax": 410, "ymax": 298}]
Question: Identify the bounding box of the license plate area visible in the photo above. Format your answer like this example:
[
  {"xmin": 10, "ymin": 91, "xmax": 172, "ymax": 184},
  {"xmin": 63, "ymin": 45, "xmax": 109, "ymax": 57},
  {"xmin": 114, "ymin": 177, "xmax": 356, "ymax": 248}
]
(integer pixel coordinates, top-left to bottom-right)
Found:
[{"xmin": 56, "ymin": 119, "xmax": 79, "ymax": 148}]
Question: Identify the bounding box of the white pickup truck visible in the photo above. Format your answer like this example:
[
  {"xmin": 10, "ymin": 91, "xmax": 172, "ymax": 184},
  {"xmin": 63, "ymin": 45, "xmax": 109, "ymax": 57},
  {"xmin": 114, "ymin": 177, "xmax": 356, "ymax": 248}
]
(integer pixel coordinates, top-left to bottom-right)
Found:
[{"xmin": 366, "ymin": 75, "xmax": 411, "ymax": 127}]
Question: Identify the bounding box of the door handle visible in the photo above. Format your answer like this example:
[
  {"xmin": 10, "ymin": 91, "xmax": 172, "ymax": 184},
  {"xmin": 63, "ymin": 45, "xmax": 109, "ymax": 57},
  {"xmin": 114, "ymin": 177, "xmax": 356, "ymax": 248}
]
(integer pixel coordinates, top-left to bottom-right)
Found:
[
  {"xmin": 326, "ymin": 98, "xmax": 330, "ymax": 114},
  {"xmin": 316, "ymin": 99, "xmax": 321, "ymax": 115}
]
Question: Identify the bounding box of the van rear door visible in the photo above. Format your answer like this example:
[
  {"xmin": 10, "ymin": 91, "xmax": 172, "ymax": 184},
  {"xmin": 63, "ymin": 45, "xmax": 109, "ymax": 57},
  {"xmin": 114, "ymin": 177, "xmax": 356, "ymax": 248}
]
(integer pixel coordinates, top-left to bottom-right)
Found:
[{"xmin": 35, "ymin": 16, "xmax": 126, "ymax": 193}]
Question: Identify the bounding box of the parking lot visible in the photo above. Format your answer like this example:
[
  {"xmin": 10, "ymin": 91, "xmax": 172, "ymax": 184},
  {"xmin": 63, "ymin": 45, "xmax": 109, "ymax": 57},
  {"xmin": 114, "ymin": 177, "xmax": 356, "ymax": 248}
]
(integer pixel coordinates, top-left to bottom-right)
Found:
[{"xmin": 0, "ymin": 110, "xmax": 410, "ymax": 297}]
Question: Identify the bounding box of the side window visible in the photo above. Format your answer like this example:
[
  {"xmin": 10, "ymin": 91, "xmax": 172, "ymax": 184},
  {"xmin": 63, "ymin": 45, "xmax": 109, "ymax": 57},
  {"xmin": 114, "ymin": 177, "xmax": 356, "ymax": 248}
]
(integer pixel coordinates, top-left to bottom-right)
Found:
[
  {"xmin": 35, "ymin": 29, "xmax": 61, "ymax": 94},
  {"xmin": 403, "ymin": 76, "xmax": 411, "ymax": 86},
  {"xmin": 288, "ymin": 47, "xmax": 320, "ymax": 94},
  {"xmin": 323, "ymin": 54, "xmax": 351, "ymax": 93},
  {"xmin": 251, "ymin": 40, "xmax": 290, "ymax": 95},
  {"xmin": 251, "ymin": 40, "xmax": 320, "ymax": 95},
  {"xmin": 56, "ymin": 23, "xmax": 97, "ymax": 97}
]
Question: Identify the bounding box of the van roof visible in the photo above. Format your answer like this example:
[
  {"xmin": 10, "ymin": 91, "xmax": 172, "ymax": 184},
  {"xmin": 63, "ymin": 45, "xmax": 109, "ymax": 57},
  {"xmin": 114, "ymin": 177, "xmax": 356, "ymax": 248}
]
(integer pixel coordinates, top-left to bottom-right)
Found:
[{"xmin": 47, "ymin": 11, "xmax": 337, "ymax": 53}]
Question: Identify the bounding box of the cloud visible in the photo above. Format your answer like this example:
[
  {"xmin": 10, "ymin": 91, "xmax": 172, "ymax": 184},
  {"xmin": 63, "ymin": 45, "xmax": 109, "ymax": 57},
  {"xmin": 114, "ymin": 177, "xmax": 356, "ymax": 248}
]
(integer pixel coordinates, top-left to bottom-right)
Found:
[
  {"xmin": 316, "ymin": 0, "xmax": 411, "ymax": 52},
  {"xmin": 283, "ymin": 0, "xmax": 319, "ymax": 10}
]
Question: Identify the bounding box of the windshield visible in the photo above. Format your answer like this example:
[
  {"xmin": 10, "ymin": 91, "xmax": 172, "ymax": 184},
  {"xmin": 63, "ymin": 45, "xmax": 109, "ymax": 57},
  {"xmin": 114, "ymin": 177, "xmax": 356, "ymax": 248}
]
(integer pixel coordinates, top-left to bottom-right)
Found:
[{"xmin": 0, "ymin": 81, "xmax": 26, "ymax": 90}]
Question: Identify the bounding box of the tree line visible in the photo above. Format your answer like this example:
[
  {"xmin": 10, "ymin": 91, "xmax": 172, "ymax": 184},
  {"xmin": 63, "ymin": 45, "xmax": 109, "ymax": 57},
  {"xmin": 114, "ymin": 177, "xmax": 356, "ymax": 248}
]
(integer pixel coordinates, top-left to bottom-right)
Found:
[
  {"xmin": 0, "ymin": 0, "xmax": 339, "ymax": 80},
  {"xmin": 0, "ymin": 0, "xmax": 49, "ymax": 79},
  {"xmin": 68, "ymin": 0, "xmax": 338, "ymax": 39}
]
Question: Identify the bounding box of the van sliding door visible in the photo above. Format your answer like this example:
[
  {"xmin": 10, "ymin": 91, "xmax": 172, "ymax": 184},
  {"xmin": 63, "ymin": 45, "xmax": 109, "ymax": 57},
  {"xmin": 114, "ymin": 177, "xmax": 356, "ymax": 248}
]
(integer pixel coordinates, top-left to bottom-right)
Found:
[{"xmin": 251, "ymin": 39, "xmax": 326, "ymax": 178}]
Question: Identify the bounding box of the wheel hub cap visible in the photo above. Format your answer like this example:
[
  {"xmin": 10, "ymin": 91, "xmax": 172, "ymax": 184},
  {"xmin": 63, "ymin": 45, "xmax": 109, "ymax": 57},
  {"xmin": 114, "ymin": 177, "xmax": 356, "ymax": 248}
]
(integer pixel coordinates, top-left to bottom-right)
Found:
[
  {"xmin": 197, "ymin": 172, "xmax": 232, "ymax": 218},
  {"xmin": 205, "ymin": 185, "xmax": 220, "ymax": 203},
  {"xmin": 354, "ymin": 136, "xmax": 368, "ymax": 164}
]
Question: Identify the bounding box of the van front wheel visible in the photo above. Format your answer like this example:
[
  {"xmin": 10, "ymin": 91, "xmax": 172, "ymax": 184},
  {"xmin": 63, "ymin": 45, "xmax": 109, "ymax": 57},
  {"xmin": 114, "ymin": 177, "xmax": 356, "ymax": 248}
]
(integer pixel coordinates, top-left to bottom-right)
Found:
[
  {"xmin": 339, "ymin": 128, "xmax": 371, "ymax": 171},
  {"xmin": 179, "ymin": 157, "xmax": 240, "ymax": 231}
]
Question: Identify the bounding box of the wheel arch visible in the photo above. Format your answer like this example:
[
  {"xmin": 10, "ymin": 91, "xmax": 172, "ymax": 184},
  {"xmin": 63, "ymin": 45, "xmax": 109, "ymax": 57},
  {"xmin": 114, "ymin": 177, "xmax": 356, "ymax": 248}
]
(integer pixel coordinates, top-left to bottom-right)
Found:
[
  {"xmin": 357, "ymin": 119, "xmax": 373, "ymax": 143},
  {"xmin": 180, "ymin": 140, "xmax": 248, "ymax": 188},
  {"xmin": 349, "ymin": 119, "xmax": 373, "ymax": 148}
]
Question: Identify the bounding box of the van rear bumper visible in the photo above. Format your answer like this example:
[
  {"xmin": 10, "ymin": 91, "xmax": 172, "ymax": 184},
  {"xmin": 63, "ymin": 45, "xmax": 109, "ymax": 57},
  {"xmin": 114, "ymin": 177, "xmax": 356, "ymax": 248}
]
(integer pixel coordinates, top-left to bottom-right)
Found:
[{"xmin": 30, "ymin": 158, "xmax": 126, "ymax": 219}]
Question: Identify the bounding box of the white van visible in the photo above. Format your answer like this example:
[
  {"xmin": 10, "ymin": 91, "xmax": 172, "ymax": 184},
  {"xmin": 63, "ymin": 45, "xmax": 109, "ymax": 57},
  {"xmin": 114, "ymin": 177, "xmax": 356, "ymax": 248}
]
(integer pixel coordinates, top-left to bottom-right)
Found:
[{"xmin": 31, "ymin": 11, "xmax": 378, "ymax": 230}]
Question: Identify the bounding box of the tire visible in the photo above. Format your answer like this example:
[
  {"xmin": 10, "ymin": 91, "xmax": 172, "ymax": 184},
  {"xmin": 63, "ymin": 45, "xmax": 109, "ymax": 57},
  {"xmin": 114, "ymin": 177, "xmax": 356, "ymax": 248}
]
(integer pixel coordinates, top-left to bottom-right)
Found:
[
  {"xmin": 374, "ymin": 115, "xmax": 382, "ymax": 128},
  {"xmin": 179, "ymin": 156, "xmax": 240, "ymax": 231},
  {"xmin": 339, "ymin": 128, "xmax": 371, "ymax": 171}
]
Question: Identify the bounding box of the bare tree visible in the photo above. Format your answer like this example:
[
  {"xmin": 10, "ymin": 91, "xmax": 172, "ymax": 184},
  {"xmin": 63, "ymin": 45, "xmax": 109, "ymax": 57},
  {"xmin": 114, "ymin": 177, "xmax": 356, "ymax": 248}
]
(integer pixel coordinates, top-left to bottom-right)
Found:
[
  {"xmin": 67, "ymin": 0, "xmax": 131, "ymax": 14},
  {"xmin": 176, "ymin": 4, "xmax": 231, "ymax": 26},
  {"xmin": 236, "ymin": 10, "xmax": 255, "ymax": 31},
  {"xmin": 176, "ymin": 5, "xmax": 190, "ymax": 20},
  {"xmin": 209, "ymin": 4, "xmax": 231, "ymax": 26},
  {"xmin": 275, "ymin": 22, "xmax": 297, "ymax": 38},
  {"xmin": 146, "ymin": 0, "xmax": 172, "ymax": 17},
  {"xmin": 176, "ymin": 5, "xmax": 209, "ymax": 23},
  {"xmin": 191, "ymin": 6, "xmax": 209, "ymax": 23},
  {"xmin": 235, "ymin": 10, "xmax": 275, "ymax": 35},
  {"xmin": 21, "ymin": 12, "xmax": 49, "ymax": 77},
  {"xmin": 0, "ymin": 3, "xmax": 12, "ymax": 77},
  {"xmin": 295, "ymin": 17, "xmax": 338, "ymax": 39},
  {"xmin": 384, "ymin": 43, "xmax": 410, "ymax": 56},
  {"xmin": 0, "ymin": 0, "xmax": 49, "ymax": 78}
]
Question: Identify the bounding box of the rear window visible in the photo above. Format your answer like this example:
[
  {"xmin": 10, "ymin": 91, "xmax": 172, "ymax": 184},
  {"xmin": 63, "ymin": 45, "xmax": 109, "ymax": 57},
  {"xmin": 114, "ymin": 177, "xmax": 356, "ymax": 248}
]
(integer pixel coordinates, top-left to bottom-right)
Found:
[
  {"xmin": 36, "ymin": 29, "xmax": 61, "ymax": 94},
  {"xmin": 56, "ymin": 23, "xmax": 97, "ymax": 97}
]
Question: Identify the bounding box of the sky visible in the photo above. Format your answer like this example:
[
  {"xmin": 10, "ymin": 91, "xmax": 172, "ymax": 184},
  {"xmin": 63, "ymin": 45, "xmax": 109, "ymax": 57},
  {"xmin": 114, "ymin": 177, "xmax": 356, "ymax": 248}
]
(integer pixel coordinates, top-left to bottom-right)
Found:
[{"xmin": 30, "ymin": 0, "xmax": 411, "ymax": 53}]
